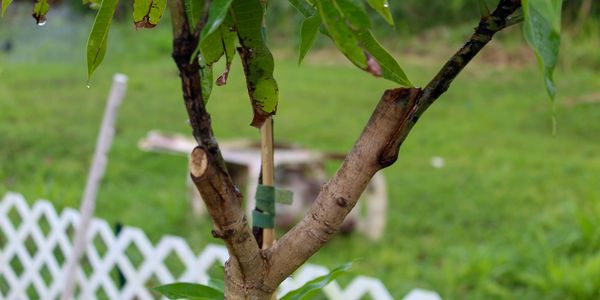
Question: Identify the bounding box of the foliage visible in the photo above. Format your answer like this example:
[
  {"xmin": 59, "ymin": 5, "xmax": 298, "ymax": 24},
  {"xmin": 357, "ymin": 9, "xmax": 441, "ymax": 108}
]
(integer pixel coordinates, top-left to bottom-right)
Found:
[
  {"xmin": 522, "ymin": 0, "xmax": 563, "ymax": 100},
  {"xmin": 86, "ymin": 0, "xmax": 119, "ymax": 81},
  {"xmin": 153, "ymin": 262, "xmax": 352, "ymax": 299},
  {"xmin": 153, "ymin": 282, "xmax": 224, "ymax": 300},
  {"xmin": 280, "ymin": 262, "xmax": 352, "ymax": 300}
]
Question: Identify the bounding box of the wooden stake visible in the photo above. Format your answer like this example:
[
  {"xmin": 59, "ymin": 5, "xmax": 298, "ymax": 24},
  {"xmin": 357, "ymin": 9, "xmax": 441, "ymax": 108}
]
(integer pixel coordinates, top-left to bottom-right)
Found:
[{"xmin": 260, "ymin": 116, "xmax": 275, "ymax": 249}]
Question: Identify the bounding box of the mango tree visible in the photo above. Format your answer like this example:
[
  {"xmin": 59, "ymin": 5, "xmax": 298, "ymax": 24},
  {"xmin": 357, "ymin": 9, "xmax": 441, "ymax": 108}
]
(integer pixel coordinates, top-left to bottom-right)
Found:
[{"xmin": 1, "ymin": 0, "xmax": 563, "ymax": 298}]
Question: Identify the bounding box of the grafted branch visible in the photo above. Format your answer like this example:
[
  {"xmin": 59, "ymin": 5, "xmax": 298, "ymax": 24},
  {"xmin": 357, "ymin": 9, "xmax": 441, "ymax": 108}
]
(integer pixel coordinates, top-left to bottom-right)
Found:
[
  {"xmin": 169, "ymin": 0, "xmax": 522, "ymax": 297},
  {"xmin": 265, "ymin": 0, "xmax": 522, "ymax": 287}
]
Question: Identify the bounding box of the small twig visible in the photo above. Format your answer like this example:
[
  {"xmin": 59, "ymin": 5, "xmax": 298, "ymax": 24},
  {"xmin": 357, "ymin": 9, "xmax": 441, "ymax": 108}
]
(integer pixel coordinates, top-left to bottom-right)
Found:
[{"xmin": 416, "ymin": 0, "xmax": 522, "ymax": 115}]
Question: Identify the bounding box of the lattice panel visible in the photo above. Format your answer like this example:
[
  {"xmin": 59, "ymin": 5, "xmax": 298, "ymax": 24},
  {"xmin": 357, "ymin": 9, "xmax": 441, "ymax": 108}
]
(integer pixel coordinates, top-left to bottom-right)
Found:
[{"xmin": 0, "ymin": 192, "xmax": 393, "ymax": 299}]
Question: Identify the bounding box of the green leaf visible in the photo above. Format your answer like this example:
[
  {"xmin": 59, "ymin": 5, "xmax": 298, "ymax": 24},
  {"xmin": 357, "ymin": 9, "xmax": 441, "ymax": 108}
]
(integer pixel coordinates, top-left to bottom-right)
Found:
[
  {"xmin": 231, "ymin": 0, "xmax": 279, "ymax": 127},
  {"xmin": 365, "ymin": 0, "xmax": 394, "ymax": 26},
  {"xmin": 199, "ymin": 0, "xmax": 234, "ymax": 42},
  {"xmin": 32, "ymin": 0, "xmax": 50, "ymax": 25},
  {"xmin": 200, "ymin": 28, "xmax": 227, "ymax": 65},
  {"xmin": 280, "ymin": 262, "xmax": 353, "ymax": 300},
  {"xmin": 184, "ymin": 0, "xmax": 205, "ymax": 29},
  {"xmin": 199, "ymin": 58, "xmax": 213, "ymax": 104},
  {"xmin": 133, "ymin": 0, "xmax": 167, "ymax": 29},
  {"xmin": 1, "ymin": 0, "xmax": 14, "ymax": 17},
  {"xmin": 315, "ymin": 0, "xmax": 366, "ymax": 69},
  {"xmin": 335, "ymin": 0, "xmax": 371, "ymax": 30},
  {"xmin": 298, "ymin": 12, "xmax": 321, "ymax": 64},
  {"xmin": 153, "ymin": 282, "xmax": 224, "ymax": 300},
  {"xmin": 355, "ymin": 30, "xmax": 412, "ymax": 86},
  {"xmin": 522, "ymin": 0, "xmax": 562, "ymax": 99},
  {"xmin": 86, "ymin": 0, "xmax": 119, "ymax": 81}
]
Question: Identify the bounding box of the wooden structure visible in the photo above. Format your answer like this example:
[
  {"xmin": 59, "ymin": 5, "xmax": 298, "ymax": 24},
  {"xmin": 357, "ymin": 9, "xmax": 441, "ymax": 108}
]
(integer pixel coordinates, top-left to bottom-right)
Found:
[{"xmin": 139, "ymin": 131, "xmax": 388, "ymax": 240}]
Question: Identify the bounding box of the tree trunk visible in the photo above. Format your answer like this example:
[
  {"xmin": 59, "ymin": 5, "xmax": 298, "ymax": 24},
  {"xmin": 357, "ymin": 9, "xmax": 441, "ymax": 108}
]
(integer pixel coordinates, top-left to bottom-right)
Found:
[{"xmin": 168, "ymin": 0, "xmax": 523, "ymax": 298}]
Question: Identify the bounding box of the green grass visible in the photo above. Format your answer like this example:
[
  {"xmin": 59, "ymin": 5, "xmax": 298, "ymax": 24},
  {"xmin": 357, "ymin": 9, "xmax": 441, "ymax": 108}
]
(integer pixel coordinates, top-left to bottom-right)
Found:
[{"xmin": 1, "ymin": 9, "xmax": 600, "ymax": 300}]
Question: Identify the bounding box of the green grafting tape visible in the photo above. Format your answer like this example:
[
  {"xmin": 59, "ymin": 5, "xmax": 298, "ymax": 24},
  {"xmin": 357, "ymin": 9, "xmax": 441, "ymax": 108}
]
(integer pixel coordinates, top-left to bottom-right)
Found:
[
  {"xmin": 255, "ymin": 184, "xmax": 276, "ymax": 214},
  {"xmin": 252, "ymin": 210, "xmax": 275, "ymax": 228}
]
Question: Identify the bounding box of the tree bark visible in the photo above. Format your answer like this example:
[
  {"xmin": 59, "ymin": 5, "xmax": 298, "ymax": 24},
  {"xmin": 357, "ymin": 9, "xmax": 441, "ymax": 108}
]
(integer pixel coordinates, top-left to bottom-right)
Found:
[{"xmin": 168, "ymin": 0, "xmax": 523, "ymax": 298}]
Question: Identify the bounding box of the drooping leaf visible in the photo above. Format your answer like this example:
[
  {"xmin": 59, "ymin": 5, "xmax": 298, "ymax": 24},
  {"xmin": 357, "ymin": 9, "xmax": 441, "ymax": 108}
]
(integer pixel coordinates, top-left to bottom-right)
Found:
[
  {"xmin": 355, "ymin": 30, "xmax": 412, "ymax": 86},
  {"xmin": 231, "ymin": 0, "xmax": 279, "ymax": 127},
  {"xmin": 335, "ymin": 0, "xmax": 371, "ymax": 30},
  {"xmin": 153, "ymin": 282, "xmax": 223, "ymax": 300},
  {"xmin": 365, "ymin": 0, "xmax": 394, "ymax": 26},
  {"xmin": 133, "ymin": 0, "xmax": 167, "ymax": 29},
  {"xmin": 280, "ymin": 262, "xmax": 353, "ymax": 300},
  {"xmin": 1, "ymin": 0, "xmax": 13, "ymax": 16},
  {"xmin": 184, "ymin": 0, "xmax": 205, "ymax": 29},
  {"xmin": 315, "ymin": 0, "xmax": 366, "ymax": 69},
  {"xmin": 199, "ymin": 0, "xmax": 234, "ymax": 42},
  {"xmin": 298, "ymin": 12, "xmax": 321, "ymax": 64},
  {"xmin": 200, "ymin": 27, "xmax": 227, "ymax": 65},
  {"xmin": 522, "ymin": 0, "xmax": 562, "ymax": 99},
  {"xmin": 86, "ymin": 0, "xmax": 119, "ymax": 80},
  {"xmin": 32, "ymin": 0, "xmax": 50, "ymax": 25}
]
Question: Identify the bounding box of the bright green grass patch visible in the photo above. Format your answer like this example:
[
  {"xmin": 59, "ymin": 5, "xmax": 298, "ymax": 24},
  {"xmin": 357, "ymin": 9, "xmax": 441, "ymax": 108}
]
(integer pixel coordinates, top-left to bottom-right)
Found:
[{"xmin": 1, "ymin": 12, "xmax": 600, "ymax": 300}]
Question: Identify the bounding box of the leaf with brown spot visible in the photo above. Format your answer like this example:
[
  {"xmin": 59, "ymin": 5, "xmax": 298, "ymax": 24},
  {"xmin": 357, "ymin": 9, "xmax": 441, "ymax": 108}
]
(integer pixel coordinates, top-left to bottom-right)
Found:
[{"xmin": 133, "ymin": 0, "xmax": 167, "ymax": 29}]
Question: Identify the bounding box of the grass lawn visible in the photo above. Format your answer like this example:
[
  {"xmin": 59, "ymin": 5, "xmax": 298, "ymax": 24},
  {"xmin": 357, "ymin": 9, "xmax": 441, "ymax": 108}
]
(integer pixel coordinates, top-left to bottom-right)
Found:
[{"xmin": 1, "ymin": 10, "xmax": 600, "ymax": 299}]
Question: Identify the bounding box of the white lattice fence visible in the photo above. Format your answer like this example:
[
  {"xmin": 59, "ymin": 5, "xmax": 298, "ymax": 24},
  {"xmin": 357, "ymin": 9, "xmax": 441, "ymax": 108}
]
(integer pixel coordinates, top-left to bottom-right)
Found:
[{"xmin": 0, "ymin": 192, "xmax": 393, "ymax": 299}]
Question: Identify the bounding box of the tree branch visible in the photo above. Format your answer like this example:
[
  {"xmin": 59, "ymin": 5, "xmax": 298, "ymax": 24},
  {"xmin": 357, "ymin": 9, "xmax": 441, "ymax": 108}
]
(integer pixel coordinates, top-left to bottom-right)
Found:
[
  {"xmin": 265, "ymin": 0, "xmax": 522, "ymax": 286},
  {"xmin": 168, "ymin": 0, "xmax": 267, "ymax": 297}
]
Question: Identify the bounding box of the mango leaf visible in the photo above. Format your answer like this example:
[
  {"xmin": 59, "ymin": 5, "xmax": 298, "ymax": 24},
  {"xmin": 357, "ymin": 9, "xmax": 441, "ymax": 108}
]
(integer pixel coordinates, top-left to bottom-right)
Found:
[
  {"xmin": 298, "ymin": 13, "xmax": 321, "ymax": 64},
  {"xmin": 355, "ymin": 30, "xmax": 412, "ymax": 86},
  {"xmin": 32, "ymin": 0, "xmax": 50, "ymax": 25},
  {"xmin": 522, "ymin": 0, "xmax": 562, "ymax": 99},
  {"xmin": 200, "ymin": 28, "xmax": 227, "ymax": 65},
  {"xmin": 315, "ymin": 0, "xmax": 366, "ymax": 69},
  {"xmin": 335, "ymin": 0, "xmax": 371, "ymax": 30},
  {"xmin": 199, "ymin": 0, "xmax": 234, "ymax": 42},
  {"xmin": 184, "ymin": 0, "xmax": 205, "ymax": 29},
  {"xmin": 231, "ymin": 0, "xmax": 279, "ymax": 127},
  {"xmin": 153, "ymin": 282, "xmax": 223, "ymax": 300},
  {"xmin": 365, "ymin": 0, "xmax": 394, "ymax": 26},
  {"xmin": 86, "ymin": 0, "xmax": 119, "ymax": 80},
  {"xmin": 1, "ymin": 0, "xmax": 13, "ymax": 16},
  {"xmin": 280, "ymin": 262, "xmax": 353, "ymax": 300},
  {"xmin": 133, "ymin": 0, "xmax": 167, "ymax": 29},
  {"xmin": 199, "ymin": 57, "xmax": 213, "ymax": 103}
]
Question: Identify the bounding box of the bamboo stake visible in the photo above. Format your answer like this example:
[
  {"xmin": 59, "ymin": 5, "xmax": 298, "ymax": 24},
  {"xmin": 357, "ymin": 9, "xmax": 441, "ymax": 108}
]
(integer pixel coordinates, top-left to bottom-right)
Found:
[{"xmin": 260, "ymin": 116, "xmax": 275, "ymax": 249}]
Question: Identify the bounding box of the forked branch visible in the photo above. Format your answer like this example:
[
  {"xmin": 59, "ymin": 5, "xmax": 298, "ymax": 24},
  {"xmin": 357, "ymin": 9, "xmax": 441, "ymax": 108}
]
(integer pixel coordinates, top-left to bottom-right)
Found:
[{"xmin": 265, "ymin": 0, "xmax": 522, "ymax": 287}]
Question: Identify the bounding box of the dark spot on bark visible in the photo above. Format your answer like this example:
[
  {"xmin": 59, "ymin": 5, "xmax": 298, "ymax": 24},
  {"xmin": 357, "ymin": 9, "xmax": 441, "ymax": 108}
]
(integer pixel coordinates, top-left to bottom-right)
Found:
[
  {"xmin": 336, "ymin": 197, "xmax": 348, "ymax": 208},
  {"xmin": 212, "ymin": 228, "xmax": 235, "ymax": 239},
  {"xmin": 236, "ymin": 231, "xmax": 250, "ymax": 244}
]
